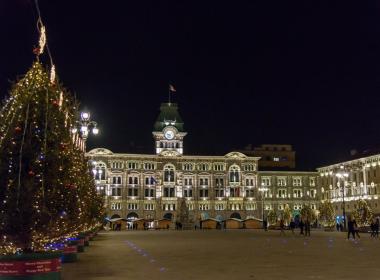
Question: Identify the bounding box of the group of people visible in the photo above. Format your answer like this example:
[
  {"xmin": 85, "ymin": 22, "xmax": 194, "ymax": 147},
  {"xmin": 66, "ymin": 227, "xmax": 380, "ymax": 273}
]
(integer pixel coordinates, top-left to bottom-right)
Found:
[
  {"xmin": 280, "ymin": 218, "xmax": 311, "ymax": 236},
  {"xmin": 346, "ymin": 217, "xmax": 379, "ymax": 239}
]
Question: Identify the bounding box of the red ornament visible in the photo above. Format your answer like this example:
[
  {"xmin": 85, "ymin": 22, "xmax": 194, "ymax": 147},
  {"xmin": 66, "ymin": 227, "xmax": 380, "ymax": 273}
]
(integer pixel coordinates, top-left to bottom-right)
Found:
[
  {"xmin": 28, "ymin": 170, "xmax": 35, "ymax": 176},
  {"xmin": 52, "ymin": 100, "xmax": 59, "ymax": 106},
  {"xmin": 14, "ymin": 126, "xmax": 22, "ymax": 132},
  {"xmin": 33, "ymin": 47, "xmax": 41, "ymax": 55}
]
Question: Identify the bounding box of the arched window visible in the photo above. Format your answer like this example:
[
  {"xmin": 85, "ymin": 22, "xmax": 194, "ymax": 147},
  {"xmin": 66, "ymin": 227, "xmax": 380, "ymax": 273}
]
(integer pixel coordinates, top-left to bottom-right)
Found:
[
  {"xmin": 164, "ymin": 165, "xmax": 175, "ymax": 183},
  {"xmin": 93, "ymin": 162, "xmax": 106, "ymax": 180},
  {"xmin": 229, "ymin": 165, "xmax": 240, "ymax": 183}
]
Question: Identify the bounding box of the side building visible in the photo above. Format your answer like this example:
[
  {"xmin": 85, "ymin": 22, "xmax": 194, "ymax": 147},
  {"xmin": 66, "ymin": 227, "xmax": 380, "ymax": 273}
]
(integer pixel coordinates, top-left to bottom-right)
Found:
[
  {"xmin": 318, "ymin": 153, "xmax": 380, "ymax": 223},
  {"xmin": 258, "ymin": 171, "xmax": 319, "ymax": 216}
]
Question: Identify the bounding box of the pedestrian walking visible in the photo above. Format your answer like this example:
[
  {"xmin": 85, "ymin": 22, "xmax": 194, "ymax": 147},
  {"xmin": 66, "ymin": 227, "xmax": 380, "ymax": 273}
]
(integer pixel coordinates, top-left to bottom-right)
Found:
[
  {"xmin": 299, "ymin": 219, "xmax": 304, "ymax": 235},
  {"xmin": 336, "ymin": 222, "xmax": 340, "ymax": 232},
  {"xmin": 290, "ymin": 219, "xmax": 296, "ymax": 235},
  {"xmin": 353, "ymin": 219, "xmax": 360, "ymax": 239},
  {"xmin": 375, "ymin": 218, "xmax": 379, "ymax": 238},
  {"xmin": 370, "ymin": 220, "xmax": 376, "ymax": 238},
  {"xmin": 263, "ymin": 219, "xmax": 268, "ymax": 231},
  {"xmin": 280, "ymin": 219, "xmax": 285, "ymax": 236},
  {"xmin": 305, "ymin": 219, "xmax": 311, "ymax": 236},
  {"xmin": 347, "ymin": 218, "xmax": 355, "ymax": 240}
]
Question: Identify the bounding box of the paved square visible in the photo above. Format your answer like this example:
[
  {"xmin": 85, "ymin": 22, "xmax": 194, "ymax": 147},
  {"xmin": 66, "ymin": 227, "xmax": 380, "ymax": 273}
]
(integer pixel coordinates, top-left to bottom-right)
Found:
[{"xmin": 62, "ymin": 230, "xmax": 380, "ymax": 280}]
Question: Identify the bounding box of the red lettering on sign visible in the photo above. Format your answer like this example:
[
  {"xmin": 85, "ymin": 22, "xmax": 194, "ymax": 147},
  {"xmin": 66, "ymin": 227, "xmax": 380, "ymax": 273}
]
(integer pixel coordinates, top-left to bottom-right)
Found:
[{"xmin": 0, "ymin": 258, "xmax": 61, "ymax": 276}]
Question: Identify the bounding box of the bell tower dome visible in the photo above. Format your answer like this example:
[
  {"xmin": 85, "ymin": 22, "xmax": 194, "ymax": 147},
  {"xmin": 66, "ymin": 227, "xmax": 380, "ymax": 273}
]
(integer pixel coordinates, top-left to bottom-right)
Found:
[{"xmin": 152, "ymin": 103, "xmax": 187, "ymax": 155}]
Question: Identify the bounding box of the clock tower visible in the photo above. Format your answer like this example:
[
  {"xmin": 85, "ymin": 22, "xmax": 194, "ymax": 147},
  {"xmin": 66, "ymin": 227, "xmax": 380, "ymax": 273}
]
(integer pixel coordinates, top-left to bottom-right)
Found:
[{"xmin": 153, "ymin": 103, "xmax": 187, "ymax": 155}]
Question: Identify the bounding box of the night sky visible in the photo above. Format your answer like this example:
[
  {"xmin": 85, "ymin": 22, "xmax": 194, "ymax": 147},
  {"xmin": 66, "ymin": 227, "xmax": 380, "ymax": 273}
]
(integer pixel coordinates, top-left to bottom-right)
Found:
[{"xmin": 1, "ymin": 1, "xmax": 379, "ymax": 170}]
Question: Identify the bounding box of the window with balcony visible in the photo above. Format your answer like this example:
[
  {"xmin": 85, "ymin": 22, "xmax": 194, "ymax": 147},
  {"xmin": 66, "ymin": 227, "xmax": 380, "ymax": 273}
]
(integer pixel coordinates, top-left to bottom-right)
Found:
[
  {"xmin": 229, "ymin": 165, "xmax": 240, "ymax": 183},
  {"xmin": 199, "ymin": 189, "xmax": 209, "ymax": 198},
  {"xmin": 112, "ymin": 176, "xmax": 122, "ymax": 184},
  {"xmin": 127, "ymin": 188, "xmax": 138, "ymax": 197},
  {"xmin": 215, "ymin": 187, "xmax": 224, "ymax": 198},
  {"xmin": 111, "ymin": 187, "xmax": 122, "ymax": 196},
  {"xmin": 163, "ymin": 187, "xmax": 175, "ymax": 197},
  {"xmin": 145, "ymin": 177, "xmax": 156, "ymax": 185},
  {"xmin": 184, "ymin": 178, "xmax": 193, "ymax": 186},
  {"xmin": 245, "ymin": 178, "xmax": 254, "ymax": 187},
  {"xmin": 128, "ymin": 176, "xmax": 138, "ymax": 185},
  {"xmin": 230, "ymin": 187, "xmax": 240, "ymax": 197},
  {"xmin": 93, "ymin": 162, "xmax": 106, "ymax": 180},
  {"xmin": 199, "ymin": 178, "xmax": 209, "ymax": 186},
  {"xmin": 144, "ymin": 188, "xmax": 154, "ymax": 197},
  {"xmin": 184, "ymin": 188, "xmax": 193, "ymax": 198},
  {"xmin": 215, "ymin": 178, "xmax": 224, "ymax": 187},
  {"xmin": 164, "ymin": 165, "xmax": 175, "ymax": 183},
  {"xmin": 245, "ymin": 189, "xmax": 255, "ymax": 198}
]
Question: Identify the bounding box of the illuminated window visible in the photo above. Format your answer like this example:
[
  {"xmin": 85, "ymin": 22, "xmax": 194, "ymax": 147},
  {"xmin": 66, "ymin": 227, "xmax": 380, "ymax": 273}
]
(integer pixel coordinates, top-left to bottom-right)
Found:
[
  {"xmin": 229, "ymin": 165, "xmax": 240, "ymax": 183},
  {"xmin": 164, "ymin": 165, "xmax": 175, "ymax": 183},
  {"xmin": 111, "ymin": 202, "xmax": 121, "ymax": 210}
]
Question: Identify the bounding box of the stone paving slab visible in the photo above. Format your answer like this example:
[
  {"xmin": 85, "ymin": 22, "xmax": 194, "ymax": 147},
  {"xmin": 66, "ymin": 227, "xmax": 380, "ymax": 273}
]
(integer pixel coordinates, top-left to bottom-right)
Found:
[{"xmin": 62, "ymin": 230, "xmax": 380, "ymax": 280}]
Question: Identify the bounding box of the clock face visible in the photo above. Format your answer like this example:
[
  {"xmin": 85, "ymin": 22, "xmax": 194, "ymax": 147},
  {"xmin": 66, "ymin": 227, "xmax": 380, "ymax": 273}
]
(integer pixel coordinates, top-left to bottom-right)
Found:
[{"xmin": 164, "ymin": 129, "xmax": 175, "ymax": 140}]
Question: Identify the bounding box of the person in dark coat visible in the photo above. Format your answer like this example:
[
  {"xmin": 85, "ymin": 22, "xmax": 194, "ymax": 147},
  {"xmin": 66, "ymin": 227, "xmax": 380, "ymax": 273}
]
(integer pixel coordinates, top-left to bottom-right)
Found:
[
  {"xmin": 299, "ymin": 219, "xmax": 304, "ymax": 235},
  {"xmin": 290, "ymin": 219, "xmax": 296, "ymax": 234},
  {"xmin": 370, "ymin": 220, "xmax": 376, "ymax": 238},
  {"xmin": 347, "ymin": 218, "xmax": 355, "ymax": 239},
  {"xmin": 305, "ymin": 219, "xmax": 311, "ymax": 236},
  {"xmin": 353, "ymin": 219, "xmax": 360, "ymax": 239},
  {"xmin": 280, "ymin": 219, "xmax": 285, "ymax": 235}
]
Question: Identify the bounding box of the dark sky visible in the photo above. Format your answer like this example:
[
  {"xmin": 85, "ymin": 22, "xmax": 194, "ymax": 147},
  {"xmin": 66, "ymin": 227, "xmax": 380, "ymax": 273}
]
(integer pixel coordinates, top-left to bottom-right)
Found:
[{"xmin": 1, "ymin": 1, "xmax": 380, "ymax": 169}]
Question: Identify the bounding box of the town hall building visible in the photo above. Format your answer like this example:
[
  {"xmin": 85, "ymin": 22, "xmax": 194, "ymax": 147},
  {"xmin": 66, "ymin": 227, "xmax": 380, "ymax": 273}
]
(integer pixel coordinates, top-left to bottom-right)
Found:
[{"xmin": 87, "ymin": 102, "xmax": 319, "ymax": 225}]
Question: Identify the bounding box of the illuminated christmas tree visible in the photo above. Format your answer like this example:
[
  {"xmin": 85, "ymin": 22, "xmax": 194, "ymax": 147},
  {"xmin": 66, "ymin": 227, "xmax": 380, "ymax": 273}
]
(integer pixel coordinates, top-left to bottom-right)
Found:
[
  {"xmin": 0, "ymin": 61, "xmax": 103, "ymax": 254},
  {"xmin": 318, "ymin": 201, "xmax": 335, "ymax": 227},
  {"xmin": 353, "ymin": 199, "xmax": 373, "ymax": 227}
]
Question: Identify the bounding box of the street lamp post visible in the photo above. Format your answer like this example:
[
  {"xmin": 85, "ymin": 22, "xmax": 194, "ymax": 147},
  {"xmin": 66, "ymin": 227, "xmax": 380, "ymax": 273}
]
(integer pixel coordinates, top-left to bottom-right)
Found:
[
  {"xmin": 336, "ymin": 165, "xmax": 349, "ymax": 231},
  {"xmin": 71, "ymin": 111, "xmax": 99, "ymax": 151},
  {"xmin": 258, "ymin": 186, "xmax": 269, "ymax": 229}
]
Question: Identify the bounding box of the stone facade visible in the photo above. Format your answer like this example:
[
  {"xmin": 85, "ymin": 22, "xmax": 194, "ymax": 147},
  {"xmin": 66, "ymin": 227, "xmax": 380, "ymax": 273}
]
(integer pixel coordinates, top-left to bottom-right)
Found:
[
  {"xmin": 318, "ymin": 154, "xmax": 380, "ymax": 220},
  {"xmin": 87, "ymin": 102, "xmax": 319, "ymax": 224}
]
